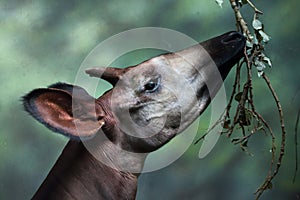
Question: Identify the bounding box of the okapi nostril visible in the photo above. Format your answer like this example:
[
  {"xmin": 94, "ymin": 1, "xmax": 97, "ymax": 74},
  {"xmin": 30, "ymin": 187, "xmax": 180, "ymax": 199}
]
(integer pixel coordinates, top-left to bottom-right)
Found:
[{"xmin": 222, "ymin": 32, "xmax": 244, "ymax": 44}]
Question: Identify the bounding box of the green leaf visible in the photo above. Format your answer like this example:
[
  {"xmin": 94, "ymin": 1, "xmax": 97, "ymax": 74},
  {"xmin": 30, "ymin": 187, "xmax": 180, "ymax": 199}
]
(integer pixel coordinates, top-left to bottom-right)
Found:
[
  {"xmin": 253, "ymin": 34, "xmax": 258, "ymax": 45},
  {"xmin": 246, "ymin": 40, "xmax": 253, "ymax": 48},
  {"xmin": 263, "ymin": 55, "xmax": 272, "ymax": 67},
  {"xmin": 255, "ymin": 60, "xmax": 266, "ymax": 71},
  {"xmin": 254, "ymin": 57, "xmax": 267, "ymax": 75},
  {"xmin": 258, "ymin": 71, "xmax": 264, "ymax": 77},
  {"xmin": 246, "ymin": 48, "xmax": 252, "ymax": 55},
  {"xmin": 259, "ymin": 30, "xmax": 271, "ymax": 42},
  {"xmin": 246, "ymin": 40, "xmax": 253, "ymax": 55},
  {"xmin": 215, "ymin": 0, "xmax": 223, "ymax": 8},
  {"xmin": 252, "ymin": 19, "xmax": 263, "ymax": 30},
  {"xmin": 235, "ymin": 92, "xmax": 243, "ymax": 102}
]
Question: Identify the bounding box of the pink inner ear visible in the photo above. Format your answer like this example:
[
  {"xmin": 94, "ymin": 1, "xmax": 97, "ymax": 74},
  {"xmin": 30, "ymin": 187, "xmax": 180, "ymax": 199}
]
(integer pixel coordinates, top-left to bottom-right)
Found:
[
  {"xmin": 34, "ymin": 89, "xmax": 105, "ymax": 138},
  {"xmin": 35, "ymin": 90, "xmax": 77, "ymax": 134}
]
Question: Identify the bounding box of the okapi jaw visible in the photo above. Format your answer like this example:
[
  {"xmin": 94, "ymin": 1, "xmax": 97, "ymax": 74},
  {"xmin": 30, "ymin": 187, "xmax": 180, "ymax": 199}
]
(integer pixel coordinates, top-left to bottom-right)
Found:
[{"xmin": 87, "ymin": 31, "xmax": 246, "ymax": 153}]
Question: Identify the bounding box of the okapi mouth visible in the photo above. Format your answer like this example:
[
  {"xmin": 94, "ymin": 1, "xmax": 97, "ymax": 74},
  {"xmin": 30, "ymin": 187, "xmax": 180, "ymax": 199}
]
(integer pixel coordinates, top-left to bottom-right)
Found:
[{"xmin": 201, "ymin": 31, "xmax": 246, "ymax": 80}]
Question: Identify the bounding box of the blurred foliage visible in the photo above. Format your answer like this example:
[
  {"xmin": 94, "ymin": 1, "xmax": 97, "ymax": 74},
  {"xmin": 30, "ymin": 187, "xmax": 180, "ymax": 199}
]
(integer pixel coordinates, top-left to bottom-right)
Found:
[{"xmin": 0, "ymin": 0, "xmax": 299, "ymax": 199}]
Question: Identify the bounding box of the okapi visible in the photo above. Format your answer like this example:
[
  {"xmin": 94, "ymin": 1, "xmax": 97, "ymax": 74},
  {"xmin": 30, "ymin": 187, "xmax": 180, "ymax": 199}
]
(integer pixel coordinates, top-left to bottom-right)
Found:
[{"xmin": 23, "ymin": 31, "xmax": 245, "ymax": 200}]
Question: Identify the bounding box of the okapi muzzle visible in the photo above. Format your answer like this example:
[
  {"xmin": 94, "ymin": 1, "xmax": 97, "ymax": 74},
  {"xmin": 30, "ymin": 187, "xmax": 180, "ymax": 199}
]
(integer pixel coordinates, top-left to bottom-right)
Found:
[{"xmin": 23, "ymin": 31, "xmax": 245, "ymax": 199}]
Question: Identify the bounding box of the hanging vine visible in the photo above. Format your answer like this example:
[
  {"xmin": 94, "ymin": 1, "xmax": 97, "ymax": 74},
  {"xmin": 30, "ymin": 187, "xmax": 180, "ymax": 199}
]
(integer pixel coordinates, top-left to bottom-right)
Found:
[{"xmin": 196, "ymin": 1, "xmax": 287, "ymax": 199}]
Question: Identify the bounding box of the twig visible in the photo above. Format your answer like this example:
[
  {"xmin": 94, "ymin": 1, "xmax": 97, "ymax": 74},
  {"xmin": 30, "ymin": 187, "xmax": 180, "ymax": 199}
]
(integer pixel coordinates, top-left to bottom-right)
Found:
[
  {"xmin": 246, "ymin": 0, "xmax": 263, "ymax": 14},
  {"xmin": 244, "ymin": 47, "xmax": 277, "ymax": 183},
  {"xmin": 227, "ymin": 61, "xmax": 243, "ymax": 119},
  {"xmin": 229, "ymin": 0, "xmax": 252, "ymax": 41},
  {"xmin": 194, "ymin": 61, "xmax": 243, "ymax": 144},
  {"xmin": 293, "ymin": 108, "xmax": 300, "ymax": 183},
  {"xmin": 254, "ymin": 73, "xmax": 286, "ymax": 199}
]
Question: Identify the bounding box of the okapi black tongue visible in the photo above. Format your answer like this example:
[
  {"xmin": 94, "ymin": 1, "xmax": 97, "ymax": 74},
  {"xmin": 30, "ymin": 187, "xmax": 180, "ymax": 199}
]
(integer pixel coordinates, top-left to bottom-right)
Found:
[
  {"xmin": 200, "ymin": 31, "xmax": 246, "ymax": 79},
  {"xmin": 85, "ymin": 67, "xmax": 127, "ymax": 86}
]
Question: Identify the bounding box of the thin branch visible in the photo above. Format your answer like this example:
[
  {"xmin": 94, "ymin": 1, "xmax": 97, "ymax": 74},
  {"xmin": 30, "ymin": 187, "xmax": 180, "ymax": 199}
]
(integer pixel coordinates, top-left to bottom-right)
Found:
[
  {"xmin": 244, "ymin": 47, "xmax": 277, "ymax": 182},
  {"xmin": 226, "ymin": 61, "xmax": 243, "ymax": 118},
  {"xmin": 254, "ymin": 73, "xmax": 286, "ymax": 199},
  {"xmin": 229, "ymin": 0, "xmax": 252, "ymax": 41},
  {"xmin": 246, "ymin": 0, "xmax": 263, "ymax": 14},
  {"xmin": 293, "ymin": 108, "xmax": 300, "ymax": 183},
  {"xmin": 194, "ymin": 61, "xmax": 243, "ymax": 144}
]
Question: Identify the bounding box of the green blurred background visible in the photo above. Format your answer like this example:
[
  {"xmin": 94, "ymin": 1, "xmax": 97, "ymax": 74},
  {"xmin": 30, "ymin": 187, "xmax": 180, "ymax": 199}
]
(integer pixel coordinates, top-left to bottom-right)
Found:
[{"xmin": 0, "ymin": 0, "xmax": 299, "ymax": 199}]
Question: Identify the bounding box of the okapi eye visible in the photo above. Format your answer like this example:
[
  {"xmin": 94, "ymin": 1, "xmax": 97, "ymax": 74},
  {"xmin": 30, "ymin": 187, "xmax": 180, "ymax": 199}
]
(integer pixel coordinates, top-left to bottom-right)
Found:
[{"xmin": 144, "ymin": 77, "xmax": 160, "ymax": 93}]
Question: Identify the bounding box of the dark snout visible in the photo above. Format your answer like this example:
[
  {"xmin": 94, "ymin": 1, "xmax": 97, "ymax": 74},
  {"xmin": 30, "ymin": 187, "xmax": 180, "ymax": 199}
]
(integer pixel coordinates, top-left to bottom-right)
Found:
[{"xmin": 201, "ymin": 31, "xmax": 246, "ymax": 79}]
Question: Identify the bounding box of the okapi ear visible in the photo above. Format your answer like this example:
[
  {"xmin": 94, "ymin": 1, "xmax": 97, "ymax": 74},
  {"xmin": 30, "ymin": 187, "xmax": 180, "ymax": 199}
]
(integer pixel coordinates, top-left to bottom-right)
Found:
[
  {"xmin": 85, "ymin": 67, "xmax": 127, "ymax": 86},
  {"xmin": 47, "ymin": 82, "xmax": 95, "ymax": 101},
  {"xmin": 23, "ymin": 83, "xmax": 105, "ymax": 139}
]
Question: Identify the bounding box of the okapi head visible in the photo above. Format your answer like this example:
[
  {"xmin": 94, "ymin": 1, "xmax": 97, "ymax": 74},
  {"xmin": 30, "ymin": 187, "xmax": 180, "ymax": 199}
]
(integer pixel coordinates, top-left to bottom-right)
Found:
[{"xmin": 23, "ymin": 31, "xmax": 245, "ymax": 159}]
